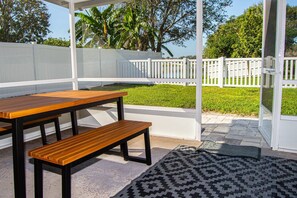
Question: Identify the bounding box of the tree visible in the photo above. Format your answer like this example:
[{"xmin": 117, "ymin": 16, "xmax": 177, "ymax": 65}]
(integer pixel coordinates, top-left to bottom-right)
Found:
[
  {"xmin": 75, "ymin": 0, "xmax": 232, "ymax": 56},
  {"xmin": 115, "ymin": 2, "xmax": 154, "ymax": 51},
  {"xmin": 204, "ymin": 4, "xmax": 263, "ymax": 58},
  {"xmin": 203, "ymin": 17, "xmax": 239, "ymax": 58},
  {"xmin": 43, "ymin": 38, "xmax": 70, "ymax": 47},
  {"xmin": 0, "ymin": 0, "xmax": 50, "ymax": 43},
  {"xmin": 75, "ymin": 5, "xmax": 119, "ymax": 48},
  {"xmin": 285, "ymin": 5, "xmax": 297, "ymax": 56},
  {"xmin": 232, "ymin": 5, "xmax": 263, "ymax": 58},
  {"xmin": 125, "ymin": 0, "xmax": 232, "ymax": 54},
  {"xmin": 43, "ymin": 37, "xmax": 83, "ymax": 48},
  {"xmin": 204, "ymin": 4, "xmax": 297, "ymax": 58}
]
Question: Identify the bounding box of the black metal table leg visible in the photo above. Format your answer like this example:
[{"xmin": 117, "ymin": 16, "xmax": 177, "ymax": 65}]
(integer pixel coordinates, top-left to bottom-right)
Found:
[
  {"xmin": 117, "ymin": 97, "xmax": 124, "ymax": 121},
  {"xmin": 54, "ymin": 118, "xmax": 62, "ymax": 141},
  {"xmin": 62, "ymin": 165, "xmax": 71, "ymax": 198},
  {"xmin": 34, "ymin": 159, "xmax": 43, "ymax": 198},
  {"xmin": 117, "ymin": 97, "xmax": 129, "ymax": 160},
  {"xmin": 70, "ymin": 111, "xmax": 78, "ymax": 136},
  {"xmin": 12, "ymin": 118, "xmax": 26, "ymax": 198},
  {"xmin": 40, "ymin": 124, "xmax": 48, "ymax": 145},
  {"xmin": 144, "ymin": 129, "xmax": 152, "ymax": 165}
]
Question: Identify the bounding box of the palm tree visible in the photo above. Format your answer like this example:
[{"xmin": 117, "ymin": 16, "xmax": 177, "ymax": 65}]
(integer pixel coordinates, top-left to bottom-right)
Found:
[
  {"xmin": 116, "ymin": 1, "xmax": 173, "ymax": 56},
  {"xmin": 74, "ymin": 3, "xmax": 173, "ymax": 56},
  {"xmin": 115, "ymin": 5, "xmax": 149, "ymax": 51},
  {"xmin": 75, "ymin": 5, "xmax": 119, "ymax": 48}
]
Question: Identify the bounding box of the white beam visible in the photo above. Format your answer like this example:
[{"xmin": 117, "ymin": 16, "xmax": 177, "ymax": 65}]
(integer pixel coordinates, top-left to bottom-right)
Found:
[
  {"xmin": 0, "ymin": 79, "xmax": 74, "ymax": 88},
  {"xmin": 78, "ymin": 78, "xmax": 198, "ymax": 83},
  {"xmin": 271, "ymin": 0, "xmax": 287, "ymax": 150},
  {"xmin": 69, "ymin": 1, "xmax": 79, "ymax": 90},
  {"xmin": 195, "ymin": 0, "xmax": 203, "ymax": 141},
  {"xmin": 44, "ymin": 0, "xmax": 128, "ymax": 10}
]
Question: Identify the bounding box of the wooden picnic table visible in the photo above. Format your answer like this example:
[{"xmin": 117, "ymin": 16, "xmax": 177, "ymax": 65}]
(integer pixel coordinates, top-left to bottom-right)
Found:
[{"xmin": 0, "ymin": 90, "xmax": 127, "ymax": 198}]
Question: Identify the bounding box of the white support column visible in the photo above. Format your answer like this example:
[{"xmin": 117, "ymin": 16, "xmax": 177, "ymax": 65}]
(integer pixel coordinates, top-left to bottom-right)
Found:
[
  {"xmin": 69, "ymin": 1, "xmax": 78, "ymax": 90},
  {"xmin": 271, "ymin": 0, "xmax": 287, "ymax": 150},
  {"xmin": 195, "ymin": 0, "xmax": 203, "ymax": 141}
]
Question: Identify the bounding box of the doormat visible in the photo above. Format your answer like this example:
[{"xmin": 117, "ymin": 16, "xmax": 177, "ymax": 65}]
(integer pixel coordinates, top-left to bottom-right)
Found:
[
  {"xmin": 197, "ymin": 141, "xmax": 261, "ymax": 159},
  {"xmin": 112, "ymin": 145, "xmax": 297, "ymax": 198}
]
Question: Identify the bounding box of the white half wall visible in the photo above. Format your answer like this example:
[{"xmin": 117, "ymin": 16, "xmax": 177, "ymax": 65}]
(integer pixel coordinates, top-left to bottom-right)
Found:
[
  {"xmin": 79, "ymin": 104, "xmax": 197, "ymax": 140},
  {"xmin": 278, "ymin": 117, "xmax": 297, "ymax": 153}
]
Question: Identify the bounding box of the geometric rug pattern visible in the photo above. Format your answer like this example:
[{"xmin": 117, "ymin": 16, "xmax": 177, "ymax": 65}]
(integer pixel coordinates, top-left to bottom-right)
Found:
[{"xmin": 112, "ymin": 145, "xmax": 297, "ymax": 198}]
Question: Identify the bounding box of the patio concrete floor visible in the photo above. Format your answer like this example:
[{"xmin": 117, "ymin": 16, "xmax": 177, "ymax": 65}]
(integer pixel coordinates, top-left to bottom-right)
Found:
[{"xmin": 0, "ymin": 113, "xmax": 297, "ymax": 198}]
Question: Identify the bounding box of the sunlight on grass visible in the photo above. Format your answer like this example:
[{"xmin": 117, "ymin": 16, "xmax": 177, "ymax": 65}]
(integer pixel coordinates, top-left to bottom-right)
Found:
[{"xmin": 91, "ymin": 84, "xmax": 297, "ymax": 116}]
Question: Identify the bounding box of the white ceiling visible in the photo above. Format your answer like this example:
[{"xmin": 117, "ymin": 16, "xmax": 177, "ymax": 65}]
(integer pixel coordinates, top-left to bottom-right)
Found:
[{"xmin": 44, "ymin": 0, "xmax": 127, "ymax": 10}]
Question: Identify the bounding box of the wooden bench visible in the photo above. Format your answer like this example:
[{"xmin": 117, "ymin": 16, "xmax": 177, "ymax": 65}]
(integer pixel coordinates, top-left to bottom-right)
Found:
[
  {"xmin": 28, "ymin": 120, "xmax": 152, "ymax": 198},
  {"xmin": 0, "ymin": 115, "xmax": 61, "ymax": 145}
]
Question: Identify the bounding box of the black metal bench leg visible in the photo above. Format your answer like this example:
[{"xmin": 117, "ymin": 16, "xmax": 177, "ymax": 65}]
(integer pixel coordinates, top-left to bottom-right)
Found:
[
  {"xmin": 62, "ymin": 165, "xmax": 71, "ymax": 198},
  {"xmin": 121, "ymin": 143, "xmax": 129, "ymax": 161},
  {"xmin": 54, "ymin": 118, "xmax": 62, "ymax": 141},
  {"xmin": 34, "ymin": 159, "xmax": 43, "ymax": 198},
  {"xmin": 40, "ymin": 124, "xmax": 48, "ymax": 145},
  {"xmin": 144, "ymin": 129, "xmax": 152, "ymax": 165}
]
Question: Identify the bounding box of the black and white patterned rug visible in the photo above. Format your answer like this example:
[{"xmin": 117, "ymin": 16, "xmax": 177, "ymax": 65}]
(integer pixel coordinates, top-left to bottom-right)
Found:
[{"xmin": 113, "ymin": 145, "xmax": 297, "ymax": 198}]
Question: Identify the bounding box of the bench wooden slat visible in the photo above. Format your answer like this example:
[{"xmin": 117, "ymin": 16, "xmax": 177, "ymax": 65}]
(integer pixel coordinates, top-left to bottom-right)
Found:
[
  {"xmin": 0, "ymin": 115, "xmax": 60, "ymax": 134},
  {"xmin": 28, "ymin": 120, "xmax": 152, "ymax": 166}
]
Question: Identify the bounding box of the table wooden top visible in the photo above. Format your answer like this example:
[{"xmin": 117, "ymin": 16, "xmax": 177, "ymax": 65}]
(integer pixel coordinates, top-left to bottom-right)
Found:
[{"xmin": 0, "ymin": 90, "xmax": 127, "ymax": 119}]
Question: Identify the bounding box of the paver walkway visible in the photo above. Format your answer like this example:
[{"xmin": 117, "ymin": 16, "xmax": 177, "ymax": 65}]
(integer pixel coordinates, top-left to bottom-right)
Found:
[{"xmin": 202, "ymin": 113, "xmax": 270, "ymax": 148}]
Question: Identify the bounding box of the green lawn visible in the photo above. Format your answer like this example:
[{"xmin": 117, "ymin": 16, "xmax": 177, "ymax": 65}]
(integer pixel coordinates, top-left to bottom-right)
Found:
[{"xmin": 91, "ymin": 84, "xmax": 297, "ymax": 116}]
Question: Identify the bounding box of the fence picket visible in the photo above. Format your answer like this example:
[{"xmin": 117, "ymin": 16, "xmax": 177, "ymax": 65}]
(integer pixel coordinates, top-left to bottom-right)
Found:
[{"xmin": 118, "ymin": 57, "xmax": 297, "ymax": 88}]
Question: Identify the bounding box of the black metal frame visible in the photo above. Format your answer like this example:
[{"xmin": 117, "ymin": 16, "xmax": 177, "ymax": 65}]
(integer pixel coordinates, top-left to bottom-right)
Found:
[
  {"xmin": 0, "ymin": 117, "xmax": 61, "ymax": 144},
  {"xmin": 33, "ymin": 128, "xmax": 151, "ymax": 198},
  {"xmin": 1, "ymin": 96, "xmax": 123, "ymax": 198}
]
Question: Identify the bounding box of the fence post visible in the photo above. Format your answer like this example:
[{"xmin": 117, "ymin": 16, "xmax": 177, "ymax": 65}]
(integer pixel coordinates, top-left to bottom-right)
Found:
[
  {"xmin": 183, "ymin": 58, "xmax": 188, "ymax": 86},
  {"xmin": 31, "ymin": 42, "xmax": 38, "ymax": 93},
  {"xmin": 148, "ymin": 58, "xmax": 152, "ymax": 78},
  {"xmin": 218, "ymin": 57, "xmax": 225, "ymax": 88}
]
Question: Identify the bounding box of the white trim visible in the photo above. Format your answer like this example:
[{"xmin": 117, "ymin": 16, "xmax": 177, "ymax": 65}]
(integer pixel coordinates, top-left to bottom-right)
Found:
[
  {"xmin": 283, "ymin": 80, "xmax": 297, "ymax": 85},
  {"xmin": 0, "ymin": 122, "xmax": 72, "ymax": 150},
  {"xmin": 280, "ymin": 115, "xmax": 297, "ymax": 121},
  {"xmin": 78, "ymin": 78, "xmax": 198, "ymax": 83},
  {"xmin": 69, "ymin": 2, "xmax": 79, "ymax": 90},
  {"xmin": 225, "ymin": 58, "xmax": 262, "ymax": 61},
  {"xmin": 258, "ymin": 105, "xmax": 272, "ymax": 144},
  {"xmin": 195, "ymin": 0, "xmax": 203, "ymax": 141},
  {"xmin": 271, "ymin": 0, "xmax": 287, "ymax": 150},
  {"xmin": 0, "ymin": 79, "xmax": 74, "ymax": 88},
  {"xmin": 259, "ymin": 1, "xmax": 268, "ymax": 131},
  {"xmin": 44, "ymin": 0, "xmax": 128, "ymax": 10},
  {"xmin": 277, "ymin": 147, "xmax": 297, "ymax": 154}
]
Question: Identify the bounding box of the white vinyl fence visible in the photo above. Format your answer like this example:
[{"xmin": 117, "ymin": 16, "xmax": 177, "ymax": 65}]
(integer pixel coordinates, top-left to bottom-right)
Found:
[
  {"xmin": 0, "ymin": 42, "xmax": 296, "ymax": 96},
  {"xmin": 118, "ymin": 57, "xmax": 297, "ymax": 88},
  {"xmin": 0, "ymin": 42, "xmax": 161, "ymax": 98}
]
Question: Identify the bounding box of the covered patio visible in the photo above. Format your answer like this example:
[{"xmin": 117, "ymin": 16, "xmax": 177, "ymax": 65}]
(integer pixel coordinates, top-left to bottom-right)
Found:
[{"xmin": 1, "ymin": 0, "xmax": 297, "ymax": 197}]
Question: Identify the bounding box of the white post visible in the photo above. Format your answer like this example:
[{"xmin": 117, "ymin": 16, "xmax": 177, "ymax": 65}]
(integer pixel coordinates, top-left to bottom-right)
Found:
[
  {"xmin": 98, "ymin": 47, "xmax": 103, "ymax": 87},
  {"xmin": 183, "ymin": 58, "xmax": 188, "ymax": 86},
  {"xmin": 271, "ymin": 0, "xmax": 286, "ymax": 150},
  {"xmin": 195, "ymin": 0, "xmax": 203, "ymax": 141},
  {"xmin": 69, "ymin": 2, "xmax": 78, "ymax": 90},
  {"xmin": 218, "ymin": 57, "xmax": 225, "ymax": 88},
  {"xmin": 31, "ymin": 42, "xmax": 38, "ymax": 93},
  {"xmin": 148, "ymin": 58, "xmax": 152, "ymax": 78}
]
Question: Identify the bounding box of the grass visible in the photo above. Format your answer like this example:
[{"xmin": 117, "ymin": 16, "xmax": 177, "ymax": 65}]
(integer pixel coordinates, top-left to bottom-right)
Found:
[{"xmin": 91, "ymin": 84, "xmax": 297, "ymax": 116}]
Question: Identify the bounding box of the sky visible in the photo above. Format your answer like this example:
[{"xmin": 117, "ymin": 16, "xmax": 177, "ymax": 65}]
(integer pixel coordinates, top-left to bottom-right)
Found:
[{"xmin": 45, "ymin": 0, "xmax": 297, "ymax": 58}]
